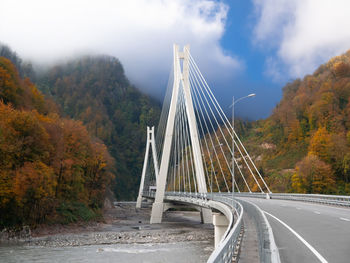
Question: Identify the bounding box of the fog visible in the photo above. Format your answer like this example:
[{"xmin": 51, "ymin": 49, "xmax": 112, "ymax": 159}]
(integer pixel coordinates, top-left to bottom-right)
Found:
[{"xmin": 1, "ymin": 0, "xmax": 248, "ymax": 113}]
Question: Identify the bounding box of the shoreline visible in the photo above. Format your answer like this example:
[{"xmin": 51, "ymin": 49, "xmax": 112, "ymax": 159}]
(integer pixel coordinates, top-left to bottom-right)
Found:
[{"xmin": 1, "ymin": 202, "xmax": 214, "ymax": 250}]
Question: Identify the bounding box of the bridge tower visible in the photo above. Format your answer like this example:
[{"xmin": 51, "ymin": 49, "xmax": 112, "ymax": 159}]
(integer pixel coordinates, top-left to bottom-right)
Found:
[
  {"xmin": 136, "ymin": 126, "xmax": 159, "ymax": 209},
  {"xmin": 149, "ymin": 44, "xmax": 212, "ymax": 224}
]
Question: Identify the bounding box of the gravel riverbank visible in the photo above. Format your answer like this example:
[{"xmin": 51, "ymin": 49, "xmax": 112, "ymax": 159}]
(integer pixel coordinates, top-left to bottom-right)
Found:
[{"xmin": 3, "ymin": 202, "xmax": 214, "ymax": 250}]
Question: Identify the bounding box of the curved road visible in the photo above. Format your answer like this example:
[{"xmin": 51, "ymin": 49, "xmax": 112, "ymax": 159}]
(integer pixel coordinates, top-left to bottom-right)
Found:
[{"xmin": 238, "ymin": 197, "xmax": 350, "ymax": 263}]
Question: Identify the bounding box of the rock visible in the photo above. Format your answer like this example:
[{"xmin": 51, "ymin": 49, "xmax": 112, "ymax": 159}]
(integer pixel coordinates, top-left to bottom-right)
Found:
[
  {"xmin": 260, "ymin": 142, "xmax": 276, "ymax": 149},
  {"xmin": 0, "ymin": 228, "xmax": 9, "ymax": 241},
  {"xmin": 20, "ymin": 226, "xmax": 31, "ymax": 239}
]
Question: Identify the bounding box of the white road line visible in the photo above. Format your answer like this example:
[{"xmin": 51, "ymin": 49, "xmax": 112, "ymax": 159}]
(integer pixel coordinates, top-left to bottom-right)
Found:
[
  {"xmin": 314, "ymin": 211, "xmax": 321, "ymax": 214},
  {"xmin": 339, "ymin": 217, "xmax": 350, "ymax": 222},
  {"xmin": 264, "ymin": 210, "xmax": 328, "ymax": 263},
  {"xmin": 296, "ymin": 207, "xmax": 301, "ymax": 210}
]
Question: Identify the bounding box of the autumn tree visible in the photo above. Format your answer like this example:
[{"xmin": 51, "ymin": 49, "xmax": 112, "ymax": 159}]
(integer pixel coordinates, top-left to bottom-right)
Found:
[
  {"xmin": 14, "ymin": 161, "xmax": 57, "ymax": 224},
  {"xmin": 308, "ymin": 127, "xmax": 332, "ymax": 162},
  {"xmin": 291, "ymin": 154, "xmax": 335, "ymax": 194},
  {"xmin": 0, "ymin": 57, "xmax": 114, "ymax": 228}
]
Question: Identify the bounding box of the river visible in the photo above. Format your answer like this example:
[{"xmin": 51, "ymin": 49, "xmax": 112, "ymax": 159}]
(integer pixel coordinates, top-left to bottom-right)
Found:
[
  {"xmin": 1, "ymin": 204, "xmax": 214, "ymax": 262},
  {"xmin": 1, "ymin": 241, "xmax": 212, "ymax": 263}
]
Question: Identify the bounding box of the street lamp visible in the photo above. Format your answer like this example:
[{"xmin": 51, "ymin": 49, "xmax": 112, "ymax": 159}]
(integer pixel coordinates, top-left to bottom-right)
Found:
[
  {"xmin": 229, "ymin": 93, "xmax": 255, "ymax": 205},
  {"xmin": 210, "ymin": 143, "xmax": 223, "ymax": 200}
]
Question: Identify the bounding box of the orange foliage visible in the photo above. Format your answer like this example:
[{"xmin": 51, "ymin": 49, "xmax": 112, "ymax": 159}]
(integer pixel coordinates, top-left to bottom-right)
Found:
[
  {"xmin": 0, "ymin": 58, "xmax": 114, "ymax": 227},
  {"xmin": 292, "ymin": 154, "xmax": 336, "ymax": 194},
  {"xmin": 242, "ymin": 49, "xmax": 350, "ymax": 194}
]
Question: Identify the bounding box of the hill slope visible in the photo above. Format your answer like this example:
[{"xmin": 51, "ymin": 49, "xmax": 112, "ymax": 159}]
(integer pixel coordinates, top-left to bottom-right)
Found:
[
  {"xmin": 0, "ymin": 56, "xmax": 113, "ymax": 228},
  {"xmin": 246, "ymin": 50, "xmax": 350, "ymax": 194},
  {"xmin": 37, "ymin": 56, "xmax": 160, "ymax": 200}
]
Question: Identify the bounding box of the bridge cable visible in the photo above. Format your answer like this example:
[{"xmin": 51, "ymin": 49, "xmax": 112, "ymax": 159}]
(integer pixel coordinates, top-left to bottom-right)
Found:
[
  {"xmin": 187, "ymin": 51, "xmax": 270, "ymax": 193},
  {"xmin": 189, "ymin": 65, "xmax": 232, "ymax": 192},
  {"xmin": 188, "ymin": 53, "xmax": 263, "ymax": 193}
]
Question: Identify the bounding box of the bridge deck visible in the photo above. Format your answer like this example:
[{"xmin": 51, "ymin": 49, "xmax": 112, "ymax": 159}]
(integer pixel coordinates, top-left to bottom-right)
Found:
[
  {"xmin": 239, "ymin": 197, "xmax": 350, "ymax": 263},
  {"xmin": 239, "ymin": 212, "xmax": 260, "ymax": 263}
]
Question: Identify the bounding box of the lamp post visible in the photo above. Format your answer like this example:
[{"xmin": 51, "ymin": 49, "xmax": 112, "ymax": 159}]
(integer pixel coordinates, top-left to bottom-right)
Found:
[
  {"xmin": 211, "ymin": 143, "xmax": 223, "ymax": 200},
  {"xmin": 229, "ymin": 93, "xmax": 255, "ymax": 206},
  {"xmin": 211, "ymin": 162, "xmax": 213, "ymax": 200}
]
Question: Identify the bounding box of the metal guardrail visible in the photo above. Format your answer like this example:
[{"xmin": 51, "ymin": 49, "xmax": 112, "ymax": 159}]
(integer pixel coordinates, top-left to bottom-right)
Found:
[
  {"xmin": 142, "ymin": 191, "xmax": 349, "ymax": 262},
  {"xmin": 271, "ymin": 193, "xmax": 350, "ymax": 207},
  {"xmin": 143, "ymin": 191, "xmax": 243, "ymax": 263},
  {"xmin": 235, "ymin": 198, "xmax": 280, "ymax": 263},
  {"xmin": 230, "ymin": 192, "xmax": 350, "ymax": 207},
  {"xmin": 206, "ymin": 196, "xmax": 243, "ymax": 263}
]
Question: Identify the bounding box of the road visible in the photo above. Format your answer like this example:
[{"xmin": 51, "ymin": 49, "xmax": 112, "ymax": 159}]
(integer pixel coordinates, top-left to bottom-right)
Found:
[{"xmin": 238, "ymin": 197, "xmax": 350, "ymax": 263}]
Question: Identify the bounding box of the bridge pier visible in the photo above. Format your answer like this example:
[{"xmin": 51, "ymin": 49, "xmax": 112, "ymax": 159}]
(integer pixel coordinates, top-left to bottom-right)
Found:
[
  {"xmin": 150, "ymin": 202, "xmax": 164, "ymax": 224},
  {"xmin": 136, "ymin": 196, "xmax": 144, "ymax": 208},
  {"xmin": 151, "ymin": 202, "xmax": 212, "ymax": 224},
  {"xmin": 213, "ymin": 213, "xmax": 229, "ymax": 248},
  {"xmin": 200, "ymin": 208, "xmax": 213, "ymax": 224}
]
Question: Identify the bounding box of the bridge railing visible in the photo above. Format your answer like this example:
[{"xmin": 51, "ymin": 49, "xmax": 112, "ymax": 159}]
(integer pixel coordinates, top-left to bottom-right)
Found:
[
  {"xmin": 270, "ymin": 193, "xmax": 350, "ymax": 206},
  {"xmin": 206, "ymin": 195, "xmax": 243, "ymax": 263},
  {"xmin": 222, "ymin": 192, "xmax": 350, "ymax": 207}
]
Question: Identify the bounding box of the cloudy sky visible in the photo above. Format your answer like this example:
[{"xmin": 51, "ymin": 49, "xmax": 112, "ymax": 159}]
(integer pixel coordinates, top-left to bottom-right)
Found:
[{"xmin": 1, "ymin": 0, "xmax": 350, "ymax": 119}]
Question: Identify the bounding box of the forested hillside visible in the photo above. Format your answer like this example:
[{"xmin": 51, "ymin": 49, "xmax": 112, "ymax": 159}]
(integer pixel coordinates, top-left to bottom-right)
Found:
[
  {"xmin": 37, "ymin": 56, "xmax": 160, "ymax": 200},
  {"xmin": 245, "ymin": 50, "xmax": 350, "ymax": 194},
  {"xmin": 0, "ymin": 56, "xmax": 114, "ymax": 228}
]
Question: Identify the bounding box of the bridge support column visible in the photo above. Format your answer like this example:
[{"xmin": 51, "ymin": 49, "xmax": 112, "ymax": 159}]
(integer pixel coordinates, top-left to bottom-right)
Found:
[
  {"xmin": 150, "ymin": 202, "xmax": 164, "ymax": 224},
  {"xmin": 201, "ymin": 208, "xmax": 213, "ymax": 224},
  {"xmin": 213, "ymin": 213, "xmax": 229, "ymax": 248},
  {"xmin": 137, "ymin": 126, "xmax": 159, "ymax": 209}
]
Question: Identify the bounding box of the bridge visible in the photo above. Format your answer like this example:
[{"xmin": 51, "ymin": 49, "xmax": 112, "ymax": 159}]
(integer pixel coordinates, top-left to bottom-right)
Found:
[{"xmin": 136, "ymin": 44, "xmax": 350, "ymax": 263}]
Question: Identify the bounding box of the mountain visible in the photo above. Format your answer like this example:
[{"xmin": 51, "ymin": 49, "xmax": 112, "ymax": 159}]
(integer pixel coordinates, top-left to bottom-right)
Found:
[
  {"xmin": 244, "ymin": 50, "xmax": 350, "ymax": 194},
  {"xmin": 37, "ymin": 56, "xmax": 160, "ymax": 200},
  {"xmin": 0, "ymin": 43, "xmax": 35, "ymax": 81},
  {"xmin": 0, "ymin": 55, "xmax": 114, "ymax": 228}
]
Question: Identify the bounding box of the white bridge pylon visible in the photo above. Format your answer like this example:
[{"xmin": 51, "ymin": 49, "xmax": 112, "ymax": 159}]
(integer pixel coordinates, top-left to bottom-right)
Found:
[
  {"xmin": 137, "ymin": 44, "xmax": 271, "ymax": 224},
  {"xmin": 150, "ymin": 44, "xmax": 211, "ymax": 224},
  {"xmin": 136, "ymin": 126, "xmax": 159, "ymax": 209}
]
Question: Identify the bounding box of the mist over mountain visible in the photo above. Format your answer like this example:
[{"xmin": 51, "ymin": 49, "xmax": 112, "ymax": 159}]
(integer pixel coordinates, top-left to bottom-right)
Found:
[
  {"xmin": 36, "ymin": 55, "xmax": 161, "ymax": 200},
  {"xmin": 1, "ymin": 43, "xmax": 160, "ymax": 202}
]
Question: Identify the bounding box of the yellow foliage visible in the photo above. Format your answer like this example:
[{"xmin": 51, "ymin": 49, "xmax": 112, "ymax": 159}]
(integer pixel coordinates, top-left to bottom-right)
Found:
[
  {"xmin": 308, "ymin": 127, "xmax": 332, "ymax": 162},
  {"xmin": 292, "ymin": 154, "xmax": 335, "ymax": 194},
  {"xmin": 333, "ymin": 61, "xmax": 350, "ymax": 78}
]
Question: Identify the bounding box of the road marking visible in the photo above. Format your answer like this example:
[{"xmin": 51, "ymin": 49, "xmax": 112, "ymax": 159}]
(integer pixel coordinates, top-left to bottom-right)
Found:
[
  {"xmin": 296, "ymin": 207, "xmax": 301, "ymax": 210},
  {"xmin": 264, "ymin": 210, "xmax": 328, "ymax": 263},
  {"xmin": 314, "ymin": 211, "xmax": 321, "ymax": 214},
  {"xmin": 340, "ymin": 217, "xmax": 350, "ymax": 222}
]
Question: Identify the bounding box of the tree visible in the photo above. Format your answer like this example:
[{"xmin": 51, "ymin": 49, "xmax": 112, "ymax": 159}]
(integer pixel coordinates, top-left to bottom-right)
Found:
[
  {"xmin": 308, "ymin": 127, "xmax": 332, "ymax": 162},
  {"xmin": 0, "ymin": 57, "xmax": 114, "ymax": 227},
  {"xmin": 14, "ymin": 161, "xmax": 57, "ymax": 224},
  {"xmin": 292, "ymin": 154, "xmax": 336, "ymax": 194}
]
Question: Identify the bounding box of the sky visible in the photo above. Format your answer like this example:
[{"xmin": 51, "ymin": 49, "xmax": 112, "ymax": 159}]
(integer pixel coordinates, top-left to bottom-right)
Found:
[{"xmin": 1, "ymin": 0, "xmax": 350, "ymax": 119}]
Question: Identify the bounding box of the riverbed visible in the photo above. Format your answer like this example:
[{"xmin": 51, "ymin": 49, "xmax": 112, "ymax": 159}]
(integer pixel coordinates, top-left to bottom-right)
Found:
[
  {"xmin": 0, "ymin": 202, "xmax": 214, "ymax": 262},
  {"xmin": 1, "ymin": 241, "xmax": 213, "ymax": 263}
]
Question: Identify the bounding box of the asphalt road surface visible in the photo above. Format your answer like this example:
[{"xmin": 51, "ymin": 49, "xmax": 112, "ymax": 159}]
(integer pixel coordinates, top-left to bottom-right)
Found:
[{"xmin": 238, "ymin": 197, "xmax": 350, "ymax": 263}]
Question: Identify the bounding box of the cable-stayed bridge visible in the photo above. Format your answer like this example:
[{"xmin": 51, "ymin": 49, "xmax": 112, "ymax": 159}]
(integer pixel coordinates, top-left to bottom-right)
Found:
[{"xmin": 136, "ymin": 44, "xmax": 350, "ymax": 263}]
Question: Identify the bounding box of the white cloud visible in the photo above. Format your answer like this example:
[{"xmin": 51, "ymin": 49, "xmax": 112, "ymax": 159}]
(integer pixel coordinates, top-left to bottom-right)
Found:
[
  {"xmin": 253, "ymin": 0, "xmax": 350, "ymax": 80},
  {"xmin": 0, "ymin": 0, "xmax": 242, "ymax": 97}
]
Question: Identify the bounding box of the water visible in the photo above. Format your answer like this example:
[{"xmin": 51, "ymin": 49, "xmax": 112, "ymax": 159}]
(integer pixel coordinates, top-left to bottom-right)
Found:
[{"xmin": 0, "ymin": 241, "xmax": 213, "ymax": 263}]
